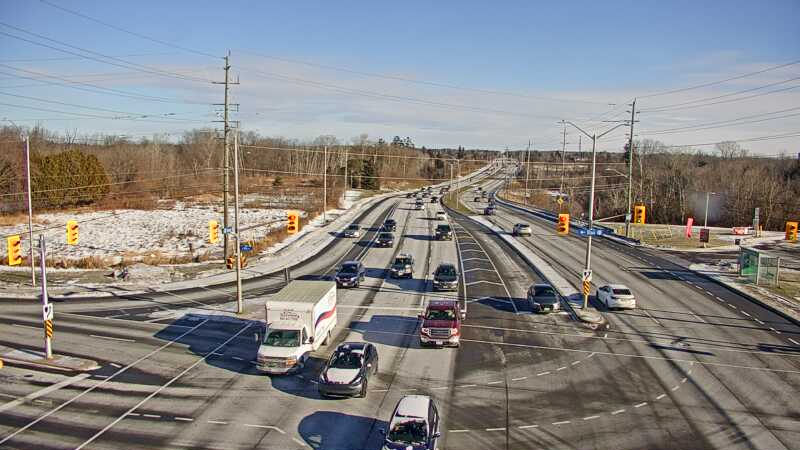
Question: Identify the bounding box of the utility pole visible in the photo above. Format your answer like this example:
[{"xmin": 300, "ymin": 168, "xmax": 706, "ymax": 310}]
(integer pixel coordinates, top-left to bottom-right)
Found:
[
  {"xmin": 524, "ymin": 140, "xmax": 531, "ymax": 204},
  {"xmin": 560, "ymin": 122, "xmax": 567, "ymax": 194},
  {"xmin": 233, "ymin": 132, "xmax": 243, "ymax": 314},
  {"xmin": 343, "ymin": 146, "xmax": 349, "ymax": 198},
  {"xmin": 212, "ymin": 51, "xmax": 239, "ymax": 259},
  {"xmin": 624, "ymin": 98, "xmax": 637, "ymax": 238},
  {"xmin": 39, "ymin": 234, "xmax": 52, "ymax": 359},
  {"xmin": 323, "ymin": 145, "xmax": 328, "ymax": 224},
  {"xmin": 24, "ymin": 136, "xmax": 35, "ymax": 286}
]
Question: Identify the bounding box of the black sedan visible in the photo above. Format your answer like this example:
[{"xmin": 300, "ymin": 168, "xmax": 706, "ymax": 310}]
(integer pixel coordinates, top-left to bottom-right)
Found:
[
  {"xmin": 383, "ymin": 218, "xmax": 397, "ymax": 232},
  {"xmin": 376, "ymin": 232, "xmax": 395, "ymax": 247},
  {"xmin": 318, "ymin": 342, "xmax": 379, "ymax": 398}
]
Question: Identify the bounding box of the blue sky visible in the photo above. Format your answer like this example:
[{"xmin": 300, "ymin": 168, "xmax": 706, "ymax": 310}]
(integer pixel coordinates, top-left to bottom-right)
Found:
[{"xmin": 1, "ymin": 0, "xmax": 798, "ymax": 153}]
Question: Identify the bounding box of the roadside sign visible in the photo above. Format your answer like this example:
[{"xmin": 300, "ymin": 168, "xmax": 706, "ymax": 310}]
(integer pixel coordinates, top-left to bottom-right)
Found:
[
  {"xmin": 699, "ymin": 228, "xmax": 710, "ymax": 243},
  {"xmin": 582, "ymin": 269, "xmax": 593, "ymax": 283},
  {"xmin": 222, "ymin": 227, "xmax": 233, "ymax": 234},
  {"xmin": 625, "ymin": 213, "xmax": 631, "ymax": 222},
  {"xmin": 578, "ymin": 228, "xmax": 606, "ymax": 237},
  {"xmin": 582, "ymin": 280, "xmax": 591, "ymax": 296},
  {"xmin": 557, "ymin": 197, "xmax": 564, "ymax": 206},
  {"xmin": 240, "ymin": 244, "xmax": 253, "ymax": 252},
  {"xmin": 42, "ymin": 304, "xmax": 53, "ymax": 321}
]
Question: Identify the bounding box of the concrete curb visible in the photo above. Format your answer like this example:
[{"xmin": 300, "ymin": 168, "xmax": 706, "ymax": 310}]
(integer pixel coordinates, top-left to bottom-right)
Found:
[{"xmin": 0, "ymin": 346, "xmax": 100, "ymax": 372}]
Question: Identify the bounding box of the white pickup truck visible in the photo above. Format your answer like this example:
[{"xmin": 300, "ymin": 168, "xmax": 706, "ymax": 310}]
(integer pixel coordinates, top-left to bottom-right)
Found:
[{"xmin": 256, "ymin": 280, "xmax": 338, "ymax": 375}]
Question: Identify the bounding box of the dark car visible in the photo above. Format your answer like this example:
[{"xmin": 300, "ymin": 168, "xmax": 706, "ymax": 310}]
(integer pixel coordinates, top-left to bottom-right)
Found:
[
  {"xmin": 318, "ymin": 342, "xmax": 379, "ymax": 398},
  {"xmin": 484, "ymin": 206, "xmax": 496, "ymax": 215},
  {"xmin": 383, "ymin": 218, "xmax": 397, "ymax": 232},
  {"xmin": 473, "ymin": 196, "xmax": 481, "ymax": 202},
  {"xmin": 335, "ymin": 261, "xmax": 365, "ymax": 288},
  {"xmin": 376, "ymin": 232, "xmax": 395, "ymax": 247},
  {"xmin": 390, "ymin": 253, "xmax": 415, "ymax": 278},
  {"xmin": 434, "ymin": 224, "xmax": 452, "ymax": 240},
  {"xmin": 432, "ymin": 263, "xmax": 459, "ymax": 291},
  {"xmin": 527, "ymin": 283, "xmax": 561, "ymax": 313},
  {"xmin": 430, "ymin": 196, "xmax": 438, "ymax": 203},
  {"xmin": 406, "ymin": 192, "xmax": 413, "ymax": 198}
]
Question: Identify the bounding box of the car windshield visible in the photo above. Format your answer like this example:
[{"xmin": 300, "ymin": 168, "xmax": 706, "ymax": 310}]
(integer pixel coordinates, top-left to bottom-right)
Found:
[
  {"xmin": 263, "ymin": 330, "xmax": 300, "ymax": 347},
  {"xmin": 329, "ymin": 351, "xmax": 363, "ymax": 369},
  {"xmin": 437, "ymin": 225, "xmax": 451, "ymax": 232},
  {"xmin": 425, "ymin": 309, "xmax": 455, "ymax": 320},
  {"xmin": 436, "ymin": 266, "xmax": 456, "ymax": 276},
  {"xmin": 347, "ymin": 225, "xmax": 359, "ymax": 230},
  {"xmin": 387, "ymin": 419, "xmax": 427, "ymax": 445},
  {"xmin": 340, "ymin": 265, "xmax": 358, "ymax": 274},
  {"xmin": 379, "ymin": 233, "xmax": 393, "ymax": 239},
  {"xmin": 395, "ymin": 257, "xmax": 411, "ymax": 266},
  {"xmin": 613, "ymin": 288, "xmax": 632, "ymax": 296},
  {"xmin": 535, "ymin": 286, "xmax": 556, "ymax": 296}
]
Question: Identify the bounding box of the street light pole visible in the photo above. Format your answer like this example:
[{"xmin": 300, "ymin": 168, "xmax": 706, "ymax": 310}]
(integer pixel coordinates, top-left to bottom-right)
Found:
[
  {"xmin": 625, "ymin": 99, "xmax": 637, "ymax": 238},
  {"xmin": 564, "ymin": 121, "xmax": 629, "ymax": 309},
  {"xmin": 233, "ymin": 132, "xmax": 243, "ymax": 314},
  {"xmin": 524, "ymin": 140, "xmax": 531, "ymax": 205},
  {"xmin": 24, "ymin": 136, "xmax": 35, "ymax": 287}
]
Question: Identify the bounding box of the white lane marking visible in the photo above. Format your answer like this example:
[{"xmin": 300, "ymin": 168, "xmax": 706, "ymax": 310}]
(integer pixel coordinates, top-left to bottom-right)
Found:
[
  {"xmin": 371, "ymin": 389, "xmax": 389, "ymax": 393},
  {"xmin": 0, "ymin": 319, "xmax": 210, "ymax": 447},
  {"xmin": 671, "ymin": 386, "xmax": 680, "ymax": 391},
  {"xmin": 488, "ymin": 380, "xmax": 503, "ymax": 385},
  {"xmin": 0, "ymin": 373, "xmax": 91, "ymax": 414},
  {"xmin": 486, "ymin": 427, "xmax": 506, "ymax": 432},
  {"xmin": 464, "ymin": 280, "xmax": 506, "ymax": 287},
  {"xmin": 463, "ymin": 267, "xmax": 500, "ymax": 274},
  {"xmin": 611, "ymin": 409, "xmax": 626, "ymax": 415},
  {"xmin": 571, "ymin": 361, "xmax": 581, "ymax": 366},
  {"xmin": 431, "ymin": 386, "xmax": 448, "ymax": 390},
  {"xmin": 73, "ymin": 322, "xmax": 250, "ymax": 450},
  {"xmin": 458, "ymin": 384, "xmax": 476, "ymax": 388},
  {"xmin": 587, "ymin": 352, "xmax": 596, "ymax": 358},
  {"xmin": 12, "ymin": 323, "xmax": 38, "ymax": 330},
  {"xmin": 770, "ymin": 328, "xmax": 782, "ymax": 335},
  {"xmin": 401, "ymin": 388, "xmax": 418, "ymax": 392},
  {"xmin": 728, "ymin": 304, "xmax": 738, "ymax": 310},
  {"xmin": 449, "ymin": 429, "xmax": 470, "ymax": 433},
  {"xmin": 175, "ymin": 417, "xmax": 193, "ymax": 422},
  {"xmin": 90, "ymin": 334, "xmax": 136, "ymax": 343},
  {"xmin": 691, "ymin": 313, "xmax": 708, "ymax": 324},
  {"xmin": 556, "ymin": 366, "xmax": 567, "ymax": 371},
  {"xmin": 143, "ymin": 414, "xmax": 161, "ymax": 419},
  {"xmin": 207, "ymin": 420, "xmax": 228, "ymax": 425},
  {"xmin": 681, "ymin": 377, "xmax": 688, "ymax": 383},
  {"xmin": 518, "ymin": 424, "xmax": 539, "ymax": 429},
  {"xmin": 789, "ymin": 338, "xmax": 800, "ymax": 346},
  {"xmin": 110, "ymin": 363, "xmax": 122, "ymax": 368},
  {"xmin": 634, "ymin": 402, "xmax": 648, "ymax": 408},
  {"xmin": 741, "ymin": 311, "xmax": 751, "ymax": 317},
  {"xmin": 552, "ymin": 420, "xmax": 571, "ymax": 425},
  {"xmin": 583, "ymin": 416, "xmax": 599, "ymax": 421},
  {"xmin": 336, "ymin": 304, "xmax": 423, "ymax": 311},
  {"xmin": 537, "ymin": 371, "xmax": 551, "ymax": 376},
  {"xmin": 755, "ymin": 319, "xmax": 765, "ymax": 325},
  {"xmin": 656, "ymin": 394, "xmax": 666, "ymax": 400},
  {"xmin": 511, "ymin": 377, "xmax": 527, "ymax": 381},
  {"xmin": 641, "ymin": 309, "xmax": 662, "ymax": 326}
]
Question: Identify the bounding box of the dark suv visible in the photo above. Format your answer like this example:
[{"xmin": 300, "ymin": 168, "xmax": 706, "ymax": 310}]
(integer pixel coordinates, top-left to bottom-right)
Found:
[
  {"xmin": 434, "ymin": 224, "xmax": 453, "ymax": 240},
  {"xmin": 432, "ymin": 263, "xmax": 459, "ymax": 291},
  {"xmin": 335, "ymin": 261, "xmax": 365, "ymax": 288},
  {"xmin": 383, "ymin": 218, "xmax": 397, "ymax": 232}
]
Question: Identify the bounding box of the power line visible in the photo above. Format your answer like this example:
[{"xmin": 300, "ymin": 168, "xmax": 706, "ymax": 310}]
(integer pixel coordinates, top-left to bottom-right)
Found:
[
  {"xmin": 0, "ymin": 101, "xmax": 214, "ymax": 124},
  {"xmin": 0, "ymin": 24, "xmax": 214, "ymax": 83},
  {"xmin": 236, "ymin": 49, "xmax": 611, "ymax": 106},
  {"xmin": 0, "ymin": 51, "xmax": 183, "ymax": 63},
  {"xmin": 637, "ymin": 58, "xmax": 800, "ymax": 99},
  {"xmin": 37, "ymin": 0, "xmax": 220, "ymax": 60},
  {"xmin": 642, "ymin": 106, "xmax": 800, "ymax": 135},
  {"xmin": 641, "ymin": 76, "xmax": 800, "ymax": 113}
]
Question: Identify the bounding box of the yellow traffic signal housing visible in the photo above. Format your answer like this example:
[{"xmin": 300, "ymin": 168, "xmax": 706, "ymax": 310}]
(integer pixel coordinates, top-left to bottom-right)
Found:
[
  {"xmin": 226, "ymin": 254, "xmax": 247, "ymax": 269},
  {"xmin": 66, "ymin": 220, "xmax": 79, "ymax": 245},
  {"xmin": 633, "ymin": 205, "xmax": 646, "ymax": 224},
  {"xmin": 787, "ymin": 221, "xmax": 798, "ymax": 242},
  {"xmin": 287, "ymin": 210, "xmax": 300, "ymax": 234},
  {"xmin": 7, "ymin": 235, "xmax": 22, "ymax": 266},
  {"xmin": 557, "ymin": 213, "xmax": 570, "ymax": 235},
  {"xmin": 209, "ymin": 220, "xmax": 220, "ymax": 244}
]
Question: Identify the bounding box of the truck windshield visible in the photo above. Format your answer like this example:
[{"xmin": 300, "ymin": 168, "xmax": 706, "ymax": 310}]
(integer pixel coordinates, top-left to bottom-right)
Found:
[
  {"xmin": 263, "ymin": 330, "xmax": 300, "ymax": 347},
  {"xmin": 425, "ymin": 309, "xmax": 456, "ymax": 320},
  {"xmin": 387, "ymin": 420, "xmax": 427, "ymax": 445}
]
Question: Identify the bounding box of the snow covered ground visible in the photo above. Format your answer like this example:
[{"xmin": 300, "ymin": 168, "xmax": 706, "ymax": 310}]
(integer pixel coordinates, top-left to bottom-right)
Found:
[{"xmin": 0, "ymin": 201, "xmax": 290, "ymax": 264}]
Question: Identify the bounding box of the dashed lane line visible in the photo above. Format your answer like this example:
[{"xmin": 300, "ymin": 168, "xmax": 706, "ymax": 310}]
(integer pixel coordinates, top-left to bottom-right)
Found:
[
  {"xmin": 634, "ymin": 402, "xmax": 648, "ymax": 408},
  {"xmin": 552, "ymin": 420, "xmax": 571, "ymax": 425},
  {"xmin": 90, "ymin": 334, "xmax": 137, "ymax": 343},
  {"xmin": 511, "ymin": 377, "xmax": 527, "ymax": 381},
  {"xmin": 583, "ymin": 415, "xmax": 600, "ymax": 421},
  {"xmin": 207, "ymin": 420, "xmax": 229, "ymax": 425},
  {"xmin": 518, "ymin": 424, "xmax": 539, "ymax": 429},
  {"xmin": 789, "ymin": 338, "xmax": 800, "ymax": 346},
  {"xmin": 486, "ymin": 427, "xmax": 506, "ymax": 432},
  {"xmin": 611, "ymin": 409, "xmax": 626, "ymax": 415}
]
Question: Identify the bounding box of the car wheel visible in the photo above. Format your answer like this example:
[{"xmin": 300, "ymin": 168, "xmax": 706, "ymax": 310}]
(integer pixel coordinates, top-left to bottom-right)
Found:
[{"xmin": 359, "ymin": 379, "xmax": 368, "ymax": 398}]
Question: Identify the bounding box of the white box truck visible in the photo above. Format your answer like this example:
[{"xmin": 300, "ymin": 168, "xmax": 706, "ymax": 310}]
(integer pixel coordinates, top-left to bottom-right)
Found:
[{"xmin": 256, "ymin": 280, "xmax": 337, "ymax": 374}]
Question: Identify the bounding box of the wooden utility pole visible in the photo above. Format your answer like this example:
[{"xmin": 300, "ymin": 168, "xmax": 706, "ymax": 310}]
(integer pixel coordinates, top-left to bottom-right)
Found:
[{"xmin": 212, "ymin": 51, "xmax": 239, "ymax": 258}]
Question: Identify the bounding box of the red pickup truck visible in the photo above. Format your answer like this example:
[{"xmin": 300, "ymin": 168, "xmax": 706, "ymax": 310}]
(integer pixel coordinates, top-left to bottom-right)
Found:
[{"xmin": 418, "ymin": 300, "xmax": 462, "ymax": 347}]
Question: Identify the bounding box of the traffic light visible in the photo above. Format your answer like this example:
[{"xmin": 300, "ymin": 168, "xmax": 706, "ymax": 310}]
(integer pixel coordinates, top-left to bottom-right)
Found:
[
  {"xmin": 287, "ymin": 210, "xmax": 300, "ymax": 234},
  {"xmin": 633, "ymin": 205, "xmax": 646, "ymax": 224},
  {"xmin": 226, "ymin": 254, "xmax": 247, "ymax": 269},
  {"xmin": 6, "ymin": 235, "xmax": 22, "ymax": 266},
  {"xmin": 209, "ymin": 220, "xmax": 220, "ymax": 244},
  {"xmin": 66, "ymin": 220, "xmax": 79, "ymax": 245},
  {"xmin": 557, "ymin": 213, "xmax": 570, "ymax": 235},
  {"xmin": 787, "ymin": 221, "xmax": 798, "ymax": 242}
]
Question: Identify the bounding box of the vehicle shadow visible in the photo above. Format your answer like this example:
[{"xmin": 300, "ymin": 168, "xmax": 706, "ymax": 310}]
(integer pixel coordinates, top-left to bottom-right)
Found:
[
  {"xmin": 349, "ymin": 315, "xmax": 421, "ymax": 349},
  {"xmin": 404, "ymin": 234, "xmax": 435, "ymax": 241},
  {"xmin": 474, "ymin": 296, "xmax": 518, "ymax": 313},
  {"xmin": 152, "ymin": 313, "xmax": 264, "ymax": 375},
  {"xmin": 298, "ymin": 411, "xmax": 387, "ymax": 450}
]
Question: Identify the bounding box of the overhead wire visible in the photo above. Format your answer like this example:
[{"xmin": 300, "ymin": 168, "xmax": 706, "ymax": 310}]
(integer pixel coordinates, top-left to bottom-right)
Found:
[
  {"xmin": 641, "ymin": 76, "xmax": 800, "ymax": 113},
  {"xmin": 641, "ymin": 106, "xmax": 800, "ymax": 135}
]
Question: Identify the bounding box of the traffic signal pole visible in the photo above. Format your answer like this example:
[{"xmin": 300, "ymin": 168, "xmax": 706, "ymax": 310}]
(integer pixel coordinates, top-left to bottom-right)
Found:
[
  {"xmin": 24, "ymin": 136, "xmax": 35, "ymax": 287},
  {"xmin": 233, "ymin": 132, "xmax": 243, "ymax": 314},
  {"xmin": 38, "ymin": 234, "xmax": 52, "ymax": 359}
]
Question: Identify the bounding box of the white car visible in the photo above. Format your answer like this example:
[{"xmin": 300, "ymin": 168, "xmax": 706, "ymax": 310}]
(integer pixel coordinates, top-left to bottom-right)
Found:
[
  {"xmin": 380, "ymin": 395, "xmax": 441, "ymax": 450},
  {"xmin": 597, "ymin": 284, "xmax": 636, "ymax": 310},
  {"xmin": 343, "ymin": 224, "xmax": 361, "ymax": 238},
  {"xmin": 435, "ymin": 211, "xmax": 447, "ymax": 220},
  {"xmin": 512, "ymin": 223, "xmax": 532, "ymax": 236}
]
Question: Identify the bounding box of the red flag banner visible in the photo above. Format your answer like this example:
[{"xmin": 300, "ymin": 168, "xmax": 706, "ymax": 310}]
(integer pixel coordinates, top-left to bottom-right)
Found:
[{"xmin": 686, "ymin": 218, "xmax": 694, "ymax": 238}]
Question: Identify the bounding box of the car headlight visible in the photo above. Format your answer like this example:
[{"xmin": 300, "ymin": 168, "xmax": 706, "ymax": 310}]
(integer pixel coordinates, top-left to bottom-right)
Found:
[
  {"xmin": 349, "ymin": 375, "xmax": 363, "ymax": 385},
  {"xmin": 285, "ymin": 356, "xmax": 297, "ymax": 367},
  {"xmin": 421, "ymin": 327, "xmax": 430, "ymax": 335},
  {"xmin": 405, "ymin": 265, "xmax": 411, "ymax": 269}
]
